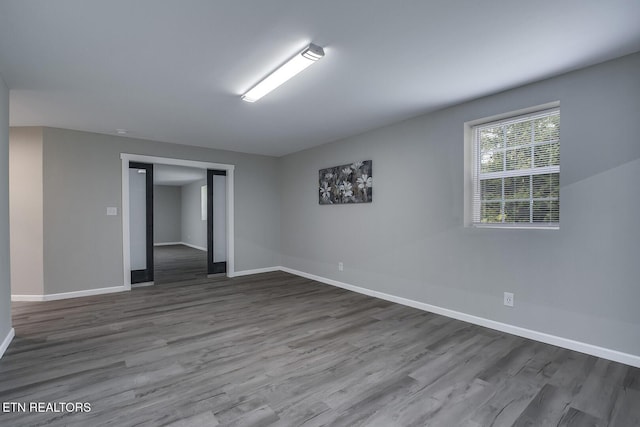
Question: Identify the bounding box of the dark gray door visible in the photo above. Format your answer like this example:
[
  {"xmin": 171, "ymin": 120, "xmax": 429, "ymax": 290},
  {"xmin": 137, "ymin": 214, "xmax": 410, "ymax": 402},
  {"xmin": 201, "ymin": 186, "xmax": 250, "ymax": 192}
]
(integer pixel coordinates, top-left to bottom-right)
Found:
[
  {"xmin": 129, "ymin": 161, "xmax": 154, "ymax": 283},
  {"xmin": 207, "ymin": 169, "xmax": 227, "ymax": 274}
]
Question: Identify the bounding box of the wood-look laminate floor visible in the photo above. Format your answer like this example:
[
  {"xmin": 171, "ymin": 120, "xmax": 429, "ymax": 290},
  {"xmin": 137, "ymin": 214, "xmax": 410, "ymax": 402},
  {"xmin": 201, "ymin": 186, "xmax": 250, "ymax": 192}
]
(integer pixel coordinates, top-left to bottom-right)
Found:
[
  {"xmin": 1, "ymin": 271, "xmax": 639, "ymax": 426},
  {"xmin": 153, "ymin": 245, "xmax": 208, "ymax": 285}
]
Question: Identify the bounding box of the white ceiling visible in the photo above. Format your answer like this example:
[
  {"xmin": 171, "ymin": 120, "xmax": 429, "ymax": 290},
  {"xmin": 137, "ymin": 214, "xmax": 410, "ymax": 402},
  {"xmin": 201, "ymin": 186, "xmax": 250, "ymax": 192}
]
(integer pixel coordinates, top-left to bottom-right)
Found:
[
  {"xmin": 0, "ymin": 1, "xmax": 639, "ymax": 157},
  {"xmin": 154, "ymin": 164, "xmax": 205, "ymax": 186}
]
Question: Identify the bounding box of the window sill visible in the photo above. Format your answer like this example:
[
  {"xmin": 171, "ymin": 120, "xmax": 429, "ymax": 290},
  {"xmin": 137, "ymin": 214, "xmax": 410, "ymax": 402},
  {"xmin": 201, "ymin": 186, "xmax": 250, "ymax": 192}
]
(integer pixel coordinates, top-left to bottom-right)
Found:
[{"xmin": 472, "ymin": 223, "xmax": 559, "ymax": 230}]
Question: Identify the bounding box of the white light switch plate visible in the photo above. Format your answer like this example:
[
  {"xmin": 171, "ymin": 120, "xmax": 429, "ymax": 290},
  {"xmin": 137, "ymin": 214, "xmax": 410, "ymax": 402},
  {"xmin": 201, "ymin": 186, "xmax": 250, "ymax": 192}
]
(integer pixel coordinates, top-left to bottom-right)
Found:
[{"xmin": 106, "ymin": 207, "xmax": 118, "ymax": 216}]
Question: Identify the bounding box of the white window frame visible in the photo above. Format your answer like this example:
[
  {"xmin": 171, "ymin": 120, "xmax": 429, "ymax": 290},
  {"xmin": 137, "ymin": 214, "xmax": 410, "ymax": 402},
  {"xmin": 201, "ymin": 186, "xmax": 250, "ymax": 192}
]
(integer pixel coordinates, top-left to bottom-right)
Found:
[{"xmin": 464, "ymin": 102, "xmax": 560, "ymax": 230}]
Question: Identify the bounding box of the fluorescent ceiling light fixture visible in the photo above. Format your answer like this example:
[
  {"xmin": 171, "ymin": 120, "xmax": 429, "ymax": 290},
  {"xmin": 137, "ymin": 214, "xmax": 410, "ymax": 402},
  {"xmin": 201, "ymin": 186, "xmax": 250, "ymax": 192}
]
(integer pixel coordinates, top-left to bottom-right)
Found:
[{"xmin": 241, "ymin": 44, "xmax": 325, "ymax": 103}]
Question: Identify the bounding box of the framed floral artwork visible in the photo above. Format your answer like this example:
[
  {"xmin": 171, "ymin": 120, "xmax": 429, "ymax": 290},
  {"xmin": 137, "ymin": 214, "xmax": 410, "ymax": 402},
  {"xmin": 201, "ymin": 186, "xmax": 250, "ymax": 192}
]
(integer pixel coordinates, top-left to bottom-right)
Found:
[{"xmin": 319, "ymin": 160, "xmax": 372, "ymax": 204}]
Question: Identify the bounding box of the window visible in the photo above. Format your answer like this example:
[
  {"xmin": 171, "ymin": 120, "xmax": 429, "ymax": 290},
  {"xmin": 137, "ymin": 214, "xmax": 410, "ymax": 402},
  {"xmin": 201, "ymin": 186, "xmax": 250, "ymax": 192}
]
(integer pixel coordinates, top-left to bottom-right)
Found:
[{"xmin": 472, "ymin": 107, "xmax": 559, "ymax": 228}]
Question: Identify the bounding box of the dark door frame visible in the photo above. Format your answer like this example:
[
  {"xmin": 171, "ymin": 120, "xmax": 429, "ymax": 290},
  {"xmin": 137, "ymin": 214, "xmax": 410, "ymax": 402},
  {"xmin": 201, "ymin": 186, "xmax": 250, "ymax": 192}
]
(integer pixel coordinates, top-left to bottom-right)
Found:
[
  {"xmin": 121, "ymin": 153, "xmax": 235, "ymax": 287},
  {"xmin": 129, "ymin": 161, "xmax": 154, "ymax": 284},
  {"xmin": 207, "ymin": 169, "xmax": 227, "ymax": 275}
]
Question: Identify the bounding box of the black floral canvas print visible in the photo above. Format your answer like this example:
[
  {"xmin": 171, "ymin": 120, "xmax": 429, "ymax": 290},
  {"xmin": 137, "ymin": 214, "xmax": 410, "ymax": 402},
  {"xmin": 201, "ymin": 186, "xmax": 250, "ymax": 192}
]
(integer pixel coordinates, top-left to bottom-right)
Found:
[{"xmin": 319, "ymin": 160, "xmax": 372, "ymax": 204}]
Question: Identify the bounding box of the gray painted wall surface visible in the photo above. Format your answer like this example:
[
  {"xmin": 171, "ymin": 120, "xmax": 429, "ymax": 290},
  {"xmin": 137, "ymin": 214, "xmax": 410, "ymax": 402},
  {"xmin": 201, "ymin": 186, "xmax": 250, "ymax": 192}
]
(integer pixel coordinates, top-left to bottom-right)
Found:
[
  {"xmin": 280, "ymin": 53, "xmax": 640, "ymax": 356},
  {"xmin": 9, "ymin": 127, "xmax": 44, "ymax": 295},
  {"xmin": 154, "ymin": 185, "xmax": 181, "ymax": 244},
  {"xmin": 181, "ymin": 179, "xmax": 207, "ymax": 250},
  {"xmin": 42, "ymin": 128, "xmax": 281, "ymax": 293},
  {"xmin": 0, "ymin": 75, "xmax": 11, "ymax": 342}
]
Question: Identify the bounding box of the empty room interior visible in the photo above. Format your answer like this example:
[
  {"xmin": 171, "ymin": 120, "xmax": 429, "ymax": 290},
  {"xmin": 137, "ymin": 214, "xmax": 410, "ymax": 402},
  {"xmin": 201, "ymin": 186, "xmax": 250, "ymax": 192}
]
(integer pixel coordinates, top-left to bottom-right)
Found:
[{"xmin": 0, "ymin": 1, "xmax": 639, "ymax": 426}]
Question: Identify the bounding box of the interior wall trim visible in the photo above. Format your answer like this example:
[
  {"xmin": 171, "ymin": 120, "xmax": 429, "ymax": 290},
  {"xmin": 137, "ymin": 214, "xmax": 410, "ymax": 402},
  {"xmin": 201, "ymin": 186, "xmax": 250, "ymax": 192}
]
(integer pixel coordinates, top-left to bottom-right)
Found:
[
  {"xmin": 131, "ymin": 282, "xmax": 154, "ymax": 288},
  {"xmin": 11, "ymin": 285, "xmax": 126, "ymax": 302},
  {"xmin": 154, "ymin": 242, "xmax": 206, "ymax": 251},
  {"xmin": 180, "ymin": 242, "xmax": 207, "ymax": 252},
  {"xmin": 277, "ymin": 266, "xmax": 640, "ymax": 369},
  {"xmin": 0, "ymin": 328, "xmax": 15, "ymax": 360},
  {"xmin": 229, "ymin": 266, "xmax": 281, "ymax": 277}
]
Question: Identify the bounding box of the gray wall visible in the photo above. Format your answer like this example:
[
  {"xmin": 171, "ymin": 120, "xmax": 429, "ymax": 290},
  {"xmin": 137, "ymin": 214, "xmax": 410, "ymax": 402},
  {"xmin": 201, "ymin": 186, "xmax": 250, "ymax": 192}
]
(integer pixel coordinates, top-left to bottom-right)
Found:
[
  {"xmin": 280, "ymin": 53, "xmax": 640, "ymax": 357},
  {"xmin": 181, "ymin": 179, "xmax": 207, "ymax": 250},
  {"xmin": 0, "ymin": 74, "xmax": 11, "ymax": 343},
  {"xmin": 154, "ymin": 185, "xmax": 181, "ymax": 244},
  {"xmin": 9, "ymin": 127, "xmax": 44, "ymax": 295},
  {"xmin": 42, "ymin": 127, "xmax": 281, "ymax": 293}
]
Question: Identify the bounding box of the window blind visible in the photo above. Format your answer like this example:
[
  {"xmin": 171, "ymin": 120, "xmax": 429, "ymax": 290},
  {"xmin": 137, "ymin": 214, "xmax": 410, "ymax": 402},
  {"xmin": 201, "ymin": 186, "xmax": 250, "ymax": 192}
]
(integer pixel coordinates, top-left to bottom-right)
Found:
[{"xmin": 472, "ymin": 108, "xmax": 560, "ymax": 227}]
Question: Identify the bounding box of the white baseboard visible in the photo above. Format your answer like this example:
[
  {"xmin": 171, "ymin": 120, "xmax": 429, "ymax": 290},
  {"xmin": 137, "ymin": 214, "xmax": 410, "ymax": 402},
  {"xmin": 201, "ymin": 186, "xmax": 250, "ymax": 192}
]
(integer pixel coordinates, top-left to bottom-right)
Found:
[
  {"xmin": 180, "ymin": 242, "xmax": 207, "ymax": 252},
  {"xmin": 131, "ymin": 281, "xmax": 154, "ymax": 288},
  {"xmin": 10, "ymin": 294, "xmax": 43, "ymax": 302},
  {"xmin": 12, "ymin": 286, "xmax": 127, "ymax": 302},
  {"xmin": 155, "ymin": 242, "xmax": 206, "ymax": 251},
  {"xmin": 154, "ymin": 242, "xmax": 181, "ymax": 247},
  {"xmin": 8, "ymin": 265, "xmax": 638, "ymax": 368},
  {"xmin": 279, "ymin": 266, "xmax": 640, "ymax": 368},
  {"xmin": 0, "ymin": 328, "xmax": 15, "ymax": 360},
  {"xmin": 230, "ymin": 266, "xmax": 281, "ymax": 277}
]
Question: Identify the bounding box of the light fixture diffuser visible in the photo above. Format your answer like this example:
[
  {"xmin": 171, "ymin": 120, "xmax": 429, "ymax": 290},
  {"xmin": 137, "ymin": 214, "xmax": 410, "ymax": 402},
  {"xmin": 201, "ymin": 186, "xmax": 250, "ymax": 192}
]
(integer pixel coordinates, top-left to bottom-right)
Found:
[{"xmin": 241, "ymin": 44, "xmax": 325, "ymax": 103}]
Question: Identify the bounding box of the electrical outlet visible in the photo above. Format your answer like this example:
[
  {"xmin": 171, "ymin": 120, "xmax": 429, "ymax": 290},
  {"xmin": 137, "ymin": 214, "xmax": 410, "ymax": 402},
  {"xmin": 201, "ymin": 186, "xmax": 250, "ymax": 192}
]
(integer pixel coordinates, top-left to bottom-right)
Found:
[
  {"xmin": 504, "ymin": 292, "xmax": 514, "ymax": 307},
  {"xmin": 338, "ymin": 262, "xmax": 344, "ymax": 271}
]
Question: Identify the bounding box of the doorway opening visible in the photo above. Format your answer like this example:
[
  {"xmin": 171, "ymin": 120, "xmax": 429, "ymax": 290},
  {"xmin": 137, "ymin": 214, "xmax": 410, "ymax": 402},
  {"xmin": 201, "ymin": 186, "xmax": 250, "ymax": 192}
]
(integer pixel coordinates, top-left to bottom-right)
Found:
[
  {"xmin": 152, "ymin": 165, "xmax": 227, "ymax": 284},
  {"xmin": 121, "ymin": 154, "xmax": 235, "ymax": 291}
]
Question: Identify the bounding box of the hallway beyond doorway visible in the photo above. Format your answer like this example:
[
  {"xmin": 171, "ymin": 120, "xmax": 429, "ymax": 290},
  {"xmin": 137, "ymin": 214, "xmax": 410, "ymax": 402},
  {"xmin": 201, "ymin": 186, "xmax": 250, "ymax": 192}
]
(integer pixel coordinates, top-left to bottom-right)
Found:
[{"xmin": 154, "ymin": 245, "xmax": 207, "ymax": 284}]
